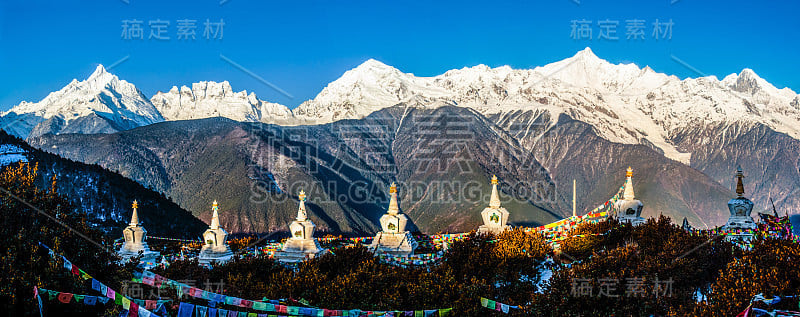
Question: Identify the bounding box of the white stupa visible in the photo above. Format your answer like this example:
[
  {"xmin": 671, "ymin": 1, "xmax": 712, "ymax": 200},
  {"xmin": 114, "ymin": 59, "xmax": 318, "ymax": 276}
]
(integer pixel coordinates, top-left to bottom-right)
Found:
[
  {"xmin": 722, "ymin": 168, "xmax": 756, "ymax": 242},
  {"xmin": 198, "ymin": 200, "xmax": 234, "ymax": 265},
  {"xmin": 276, "ymin": 190, "xmax": 325, "ymax": 262},
  {"xmin": 477, "ymin": 175, "xmax": 511, "ymax": 235},
  {"xmin": 613, "ymin": 167, "xmax": 646, "ymax": 226},
  {"xmin": 118, "ymin": 200, "xmax": 161, "ymax": 263},
  {"xmin": 369, "ymin": 182, "xmax": 418, "ymax": 256}
]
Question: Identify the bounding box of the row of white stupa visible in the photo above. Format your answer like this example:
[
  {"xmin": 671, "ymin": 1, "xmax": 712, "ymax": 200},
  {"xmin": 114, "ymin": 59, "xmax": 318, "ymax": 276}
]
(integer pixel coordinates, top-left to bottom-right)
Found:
[
  {"xmin": 118, "ymin": 200, "xmax": 234, "ymax": 265},
  {"xmin": 117, "ymin": 167, "xmax": 757, "ymax": 264}
]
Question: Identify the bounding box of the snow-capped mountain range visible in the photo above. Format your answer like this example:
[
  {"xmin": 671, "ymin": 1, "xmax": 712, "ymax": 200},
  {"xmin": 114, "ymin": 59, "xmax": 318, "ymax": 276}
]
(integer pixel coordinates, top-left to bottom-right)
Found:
[
  {"xmin": 1, "ymin": 65, "xmax": 164, "ymax": 139},
  {"xmin": 15, "ymin": 48, "xmax": 800, "ymax": 231},
  {"xmin": 150, "ymin": 81, "xmax": 294, "ymax": 124},
  {"xmin": 4, "ymin": 48, "xmax": 799, "ymax": 165},
  {"xmin": 295, "ymin": 48, "xmax": 800, "ymax": 164}
]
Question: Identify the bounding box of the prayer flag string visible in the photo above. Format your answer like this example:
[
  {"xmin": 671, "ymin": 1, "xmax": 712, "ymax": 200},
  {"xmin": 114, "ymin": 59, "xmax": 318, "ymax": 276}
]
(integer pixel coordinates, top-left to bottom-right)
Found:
[
  {"xmin": 33, "ymin": 286, "xmax": 170, "ymax": 314},
  {"xmin": 479, "ymin": 297, "xmax": 520, "ymax": 314},
  {"xmin": 176, "ymin": 302, "xmax": 452, "ymax": 317},
  {"xmin": 134, "ymin": 270, "xmax": 452, "ymax": 317},
  {"xmin": 37, "ymin": 242, "xmax": 162, "ymax": 317}
]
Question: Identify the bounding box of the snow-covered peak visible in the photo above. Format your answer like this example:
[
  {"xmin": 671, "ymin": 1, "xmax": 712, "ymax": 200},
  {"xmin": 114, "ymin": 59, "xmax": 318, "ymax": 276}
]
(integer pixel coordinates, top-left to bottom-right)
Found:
[
  {"xmin": 353, "ymin": 58, "xmax": 399, "ymax": 73},
  {"xmin": 7, "ymin": 64, "xmax": 160, "ymax": 119},
  {"xmin": 80, "ymin": 64, "xmax": 122, "ymax": 91},
  {"xmin": 533, "ymin": 48, "xmax": 669, "ymax": 93},
  {"xmin": 537, "ymin": 47, "xmax": 608, "ymax": 75},
  {"xmin": 2, "ymin": 64, "xmax": 164, "ymax": 139},
  {"xmin": 722, "ymin": 68, "xmax": 770, "ymax": 94},
  {"xmin": 191, "ymin": 81, "xmax": 235, "ymax": 98},
  {"xmin": 89, "ymin": 64, "xmax": 109, "ymax": 79},
  {"xmin": 572, "ymin": 47, "xmax": 602, "ymax": 62},
  {"xmin": 150, "ymin": 81, "xmax": 293, "ymax": 124},
  {"xmin": 7, "ymin": 50, "xmax": 800, "ymax": 165},
  {"xmin": 292, "ymin": 59, "xmax": 450, "ymax": 123},
  {"xmin": 332, "ymin": 59, "xmax": 410, "ymax": 88},
  {"xmin": 294, "ymin": 48, "xmax": 678, "ymax": 123}
]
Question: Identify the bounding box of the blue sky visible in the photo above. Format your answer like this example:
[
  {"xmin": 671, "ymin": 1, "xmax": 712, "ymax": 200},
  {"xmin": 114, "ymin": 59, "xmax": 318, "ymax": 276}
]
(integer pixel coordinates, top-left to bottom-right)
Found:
[{"xmin": 1, "ymin": 0, "xmax": 798, "ymax": 110}]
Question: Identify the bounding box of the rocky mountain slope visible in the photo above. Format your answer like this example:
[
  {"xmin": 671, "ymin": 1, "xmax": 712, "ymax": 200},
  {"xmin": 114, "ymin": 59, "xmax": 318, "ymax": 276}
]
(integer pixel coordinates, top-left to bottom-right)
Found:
[
  {"xmin": 29, "ymin": 105, "xmax": 740, "ymax": 234},
  {"xmin": 9, "ymin": 48, "xmax": 799, "ymax": 231},
  {"xmin": 290, "ymin": 48, "xmax": 800, "ymax": 222},
  {"xmin": 30, "ymin": 107, "xmax": 576, "ymax": 234},
  {"xmin": 0, "ymin": 130, "xmax": 206, "ymax": 238}
]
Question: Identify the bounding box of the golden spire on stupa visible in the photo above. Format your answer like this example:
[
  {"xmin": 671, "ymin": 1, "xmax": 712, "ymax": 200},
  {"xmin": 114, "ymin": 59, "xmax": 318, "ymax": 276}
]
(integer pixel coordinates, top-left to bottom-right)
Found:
[
  {"xmin": 489, "ymin": 175, "xmax": 501, "ymax": 208},
  {"xmin": 388, "ymin": 182, "xmax": 399, "ymax": 214},
  {"xmin": 210, "ymin": 200, "xmax": 220, "ymax": 230},
  {"xmin": 297, "ymin": 190, "xmax": 308, "ymax": 221},
  {"xmin": 129, "ymin": 200, "xmax": 139, "ymax": 226},
  {"xmin": 735, "ymin": 167, "xmax": 745, "ymax": 198},
  {"xmin": 623, "ymin": 167, "xmax": 636, "ymax": 200}
]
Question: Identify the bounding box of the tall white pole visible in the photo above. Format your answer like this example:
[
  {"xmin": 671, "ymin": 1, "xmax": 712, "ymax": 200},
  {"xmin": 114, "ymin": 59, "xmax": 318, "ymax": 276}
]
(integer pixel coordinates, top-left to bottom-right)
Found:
[{"xmin": 572, "ymin": 179, "xmax": 577, "ymax": 218}]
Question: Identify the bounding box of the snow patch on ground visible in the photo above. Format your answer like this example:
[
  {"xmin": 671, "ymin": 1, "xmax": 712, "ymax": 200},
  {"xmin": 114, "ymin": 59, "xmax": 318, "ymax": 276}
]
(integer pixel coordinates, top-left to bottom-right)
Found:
[
  {"xmin": 0, "ymin": 144, "xmax": 28, "ymax": 166},
  {"xmin": 695, "ymin": 290, "xmax": 708, "ymax": 302},
  {"xmin": 536, "ymin": 268, "xmax": 553, "ymax": 293},
  {"xmin": 534, "ymin": 257, "xmax": 556, "ymax": 293}
]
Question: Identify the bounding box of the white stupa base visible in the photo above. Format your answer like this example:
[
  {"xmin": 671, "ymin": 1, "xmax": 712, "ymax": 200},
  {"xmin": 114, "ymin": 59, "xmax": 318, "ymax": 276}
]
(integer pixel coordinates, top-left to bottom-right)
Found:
[
  {"xmin": 276, "ymin": 239, "xmax": 325, "ymax": 263},
  {"xmin": 370, "ymin": 231, "xmax": 418, "ymax": 256},
  {"xmin": 198, "ymin": 248, "xmax": 234, "ymax": 265},
  {"xmin": 724, "ymin": 233, "xmax": 755, "ymax": 244},
  {"xmin": 619, "ymin": 217, "xmax": 646, "ymax": 226},
  {"xmin": 477, "ymin": 225, "xmax": 511, "ymax": 235},
  {"xmin": 724, "ymin": 216, "xmax": 757, "ymax": 230},
  {"xmin": 118, "ymin": 250, "xmax": 161, "ymax": 263},
  {"xmin": 118, "ymin": 242, "xmax": 161, "ymax": 264},
  {"xmin": 722, "ymin": 218, "xmax": 757, "ymax": 246}
]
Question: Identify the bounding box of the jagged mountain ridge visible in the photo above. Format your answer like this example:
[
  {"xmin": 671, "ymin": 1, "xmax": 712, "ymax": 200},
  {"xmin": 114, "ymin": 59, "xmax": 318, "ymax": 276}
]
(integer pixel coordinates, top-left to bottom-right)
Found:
[
  {"xmin": 1, "ymin": 67, "xmax": 298, "ymax": 140},
  {"xmin": 7, "ymin": 49, "xmax": 799, "ymax": 163},
  {"xmin": 150, "ymin": 81, "xmax": 294, "ymax": 124},
  {"xmin": 294, "ymin": 49, "xmax": 800, "ymax": 165},
  {"xmin": 7, "ymin": 49, "xmax": 799, "ymax": 149}
]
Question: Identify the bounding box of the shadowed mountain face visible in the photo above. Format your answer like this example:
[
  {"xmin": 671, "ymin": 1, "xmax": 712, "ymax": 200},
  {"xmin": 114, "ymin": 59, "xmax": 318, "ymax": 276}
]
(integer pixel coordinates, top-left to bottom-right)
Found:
[
  {"xmin": 30, "ymin": 118, "xmax": 319, "ymax": 234},
  {"xmin": 672, "ymin": 123, "xmax": 800, "ymax": 220},
  {"xmin": 490, "ymin": 111, "xmax": 733, "ymax": 227},
  {"xmin": 0, "ymin": 130, "xmax": 206, "ymax": 238},
  {"xmin": 29, "ymin": 107, "xmax": 566, "ymax": 234},
  {"xmin": 29, "ymin": 105, "xmax": 747, "ymax": 234},
  {"xmin": 333, "ymin": 106, "xmax": 565, "ymax": 232}
]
